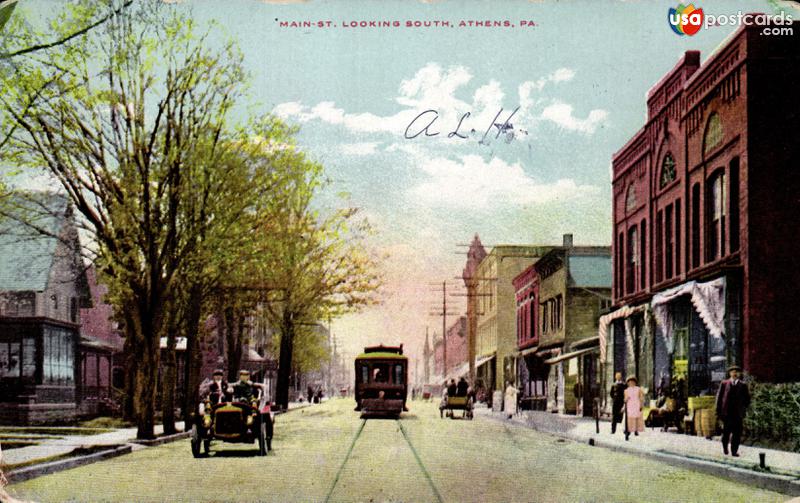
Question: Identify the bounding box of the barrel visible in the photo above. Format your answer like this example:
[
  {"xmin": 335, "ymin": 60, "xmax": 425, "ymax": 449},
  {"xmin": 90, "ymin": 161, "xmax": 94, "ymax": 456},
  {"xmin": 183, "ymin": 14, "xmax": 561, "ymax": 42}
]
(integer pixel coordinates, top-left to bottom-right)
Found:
[
  {"xmin": 700, "ymin": 408, "xmax": 717, "ymax": 438},
  {"xmin": 694, "ymin": 408, "xmax": 704, "ymax": 436}
]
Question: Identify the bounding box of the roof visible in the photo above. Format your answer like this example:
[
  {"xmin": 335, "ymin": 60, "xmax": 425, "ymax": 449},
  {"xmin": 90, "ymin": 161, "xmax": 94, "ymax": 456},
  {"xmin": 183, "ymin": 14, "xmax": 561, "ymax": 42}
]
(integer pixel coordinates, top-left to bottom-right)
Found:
[
  {"xmin": 568, "ymin": 255, "xmax": 612, "ymax": 288},
  {"xmin": 355, "ymin": 352, "xmax": 408, "ymax": 360},
  {"xmin": 0, "ymin": 192, "xmax": 70, "ymax": 292}
]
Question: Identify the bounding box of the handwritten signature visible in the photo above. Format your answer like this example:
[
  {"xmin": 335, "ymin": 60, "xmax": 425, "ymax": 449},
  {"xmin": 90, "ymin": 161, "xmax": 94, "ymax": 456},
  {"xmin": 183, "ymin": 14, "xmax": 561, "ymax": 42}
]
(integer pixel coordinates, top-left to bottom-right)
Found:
[{"xmin": 404, "ymin": 106, "xmax": 526, "ymax": 144}]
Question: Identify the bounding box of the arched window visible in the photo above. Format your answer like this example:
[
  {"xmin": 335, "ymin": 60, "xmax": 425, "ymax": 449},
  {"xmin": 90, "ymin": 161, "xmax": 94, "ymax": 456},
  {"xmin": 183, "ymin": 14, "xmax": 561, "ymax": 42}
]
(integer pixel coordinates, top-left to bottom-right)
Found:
[
  {"xmin": 706, "ymin": 170, "xmax": 726, "ymax": 261},
  {"xmin": 660, "ymin": 153, "xmax": 677, "ymax": 188},
  {"xmin": 703, "ymin": 113, "xmax": 723, "ymax": 155},
  {"xmin": 625, "ymin": 184, "xmax": 637, "ymax": 212}
]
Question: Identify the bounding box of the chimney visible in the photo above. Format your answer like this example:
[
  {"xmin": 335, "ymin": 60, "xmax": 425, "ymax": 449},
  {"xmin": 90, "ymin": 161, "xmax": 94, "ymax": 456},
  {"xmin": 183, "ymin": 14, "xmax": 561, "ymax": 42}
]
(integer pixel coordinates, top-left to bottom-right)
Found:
[{"xmin": 563, "ymin": 234, "xmax": 574, "ymax": 248}]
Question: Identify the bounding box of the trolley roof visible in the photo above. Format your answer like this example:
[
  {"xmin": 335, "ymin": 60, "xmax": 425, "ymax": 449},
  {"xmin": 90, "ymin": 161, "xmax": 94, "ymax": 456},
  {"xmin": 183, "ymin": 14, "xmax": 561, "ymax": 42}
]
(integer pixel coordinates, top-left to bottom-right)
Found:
[{"xmin": 355, "ymin": 351, "xmax": 408, "ymax": 360}]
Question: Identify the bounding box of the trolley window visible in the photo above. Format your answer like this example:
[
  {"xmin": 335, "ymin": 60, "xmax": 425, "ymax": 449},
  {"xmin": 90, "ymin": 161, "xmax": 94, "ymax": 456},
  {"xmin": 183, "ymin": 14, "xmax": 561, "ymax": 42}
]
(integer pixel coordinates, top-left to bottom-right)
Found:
[
  {"xmin": 360, "ymin": 364, "xmax": 369, "ymax": 384},
  {"xmin": 372, "ymin": 364, "xmax": 390, "ymax": 383},
  {"xmin": 394, "ymin": 364, "xmax": 404, "ymax": 385}
]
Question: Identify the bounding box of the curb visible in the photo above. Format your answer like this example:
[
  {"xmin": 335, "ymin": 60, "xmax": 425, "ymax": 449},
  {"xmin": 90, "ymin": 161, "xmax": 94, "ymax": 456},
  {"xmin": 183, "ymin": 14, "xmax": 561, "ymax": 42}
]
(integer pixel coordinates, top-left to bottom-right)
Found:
[
  {"xmin": 7, "ymin": 445, "xmax": 132, "ymax": 483},
  {"xmin": 131, "ymin": 431, "xmax": 190, "ymax": 446},
  {"xmin": 485, "ymin": 412, "xmax": 800, "ymax": 497}
]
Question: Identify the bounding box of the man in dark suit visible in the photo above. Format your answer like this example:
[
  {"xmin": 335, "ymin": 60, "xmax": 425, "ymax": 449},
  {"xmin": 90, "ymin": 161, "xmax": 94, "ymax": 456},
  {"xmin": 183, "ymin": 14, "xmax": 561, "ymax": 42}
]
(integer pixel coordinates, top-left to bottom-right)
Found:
[
  {"xmin": 609, "ymin": 372, "xmax": 626, "ymax": 434},
  {"xmin": 715, "ymin": 365, "xmax": 751, "ymax": 456}
]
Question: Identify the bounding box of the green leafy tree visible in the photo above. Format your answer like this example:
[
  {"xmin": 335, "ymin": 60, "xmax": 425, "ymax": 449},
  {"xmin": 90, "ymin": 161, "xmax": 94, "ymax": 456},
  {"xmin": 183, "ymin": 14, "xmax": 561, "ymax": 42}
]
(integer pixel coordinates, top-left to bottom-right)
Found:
[
  {"xmin": 0, "ymin": 1, "xmax": 246, "ymax": 439},
  {"xmin": 252, "ymin": 150, "xmax": 383, "ymax": 409}
]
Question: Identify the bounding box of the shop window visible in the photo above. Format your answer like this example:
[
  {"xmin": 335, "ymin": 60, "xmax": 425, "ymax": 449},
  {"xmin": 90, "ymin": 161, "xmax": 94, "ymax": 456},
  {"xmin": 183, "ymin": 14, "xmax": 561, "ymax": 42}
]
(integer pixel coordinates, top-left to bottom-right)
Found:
[{"xmin": 660, "ymin": 153, "xmax": 677, "ymax": 188}]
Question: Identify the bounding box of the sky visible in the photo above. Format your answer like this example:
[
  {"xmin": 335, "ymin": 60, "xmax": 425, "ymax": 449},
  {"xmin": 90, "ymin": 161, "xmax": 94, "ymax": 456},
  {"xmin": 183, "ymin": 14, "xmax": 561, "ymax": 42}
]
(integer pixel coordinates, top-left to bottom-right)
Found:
[{"xmin": 12, "ymin": 0, "xmax": 798, "ymax": 376}]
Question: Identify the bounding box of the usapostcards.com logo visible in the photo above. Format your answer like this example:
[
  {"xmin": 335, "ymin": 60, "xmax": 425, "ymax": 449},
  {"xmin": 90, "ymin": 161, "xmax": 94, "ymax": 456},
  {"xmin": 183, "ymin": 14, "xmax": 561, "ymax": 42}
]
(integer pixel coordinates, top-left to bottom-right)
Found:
[{"xmin": 668, "ymin": 3, "xmax": 704, "ymax": 36}]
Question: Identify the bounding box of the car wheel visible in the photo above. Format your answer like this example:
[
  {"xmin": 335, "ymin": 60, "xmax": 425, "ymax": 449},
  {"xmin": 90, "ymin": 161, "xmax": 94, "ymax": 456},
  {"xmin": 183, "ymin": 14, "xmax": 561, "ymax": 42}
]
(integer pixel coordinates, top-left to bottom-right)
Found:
[
  {"xmin": 191, "ymin": 424, "xmax": 202, "ymax": 458},
  {"xmin": 258, "ymin": 420, "xmax": 268, "ymax": 456}
]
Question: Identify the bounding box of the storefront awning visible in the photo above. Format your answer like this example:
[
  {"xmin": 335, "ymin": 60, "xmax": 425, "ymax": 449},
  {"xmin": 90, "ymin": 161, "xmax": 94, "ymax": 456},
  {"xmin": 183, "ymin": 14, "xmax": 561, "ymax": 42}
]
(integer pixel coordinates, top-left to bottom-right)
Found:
[
  {"xmin": 570, "ymin": 336, "xmax": 599, "ymax": 350},
  {"xmin": 476, "ymin": 352, "xmax": 495, "ymax": 367},
  {"xmin": 439, "ymin": 353, "xmax": 496, "ymax": 383},
  {"xmin": 598, "ymin": 304, "xmax": 648, "ymax": 363},
  {"xmin": 543, "ymin": 346, "xmax": 597, "ymax": 365},
  {"xmin": 651, "ymin": 277, "xmax": 726, "ymax": 340},
  {"xmin": 517, "ymin": 345, "xmax": 539, "ymax": 357}
]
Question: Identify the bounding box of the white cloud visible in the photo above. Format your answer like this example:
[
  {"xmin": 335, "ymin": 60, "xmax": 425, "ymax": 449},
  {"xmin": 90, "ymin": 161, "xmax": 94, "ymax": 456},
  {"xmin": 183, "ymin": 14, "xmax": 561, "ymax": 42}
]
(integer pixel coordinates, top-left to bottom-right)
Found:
[
  {"xmin": 272, "ymin": 64, "xmax": 608, "ymax": 139},
  {"xmin": 407, "ymin": 154, "xmax": 599, "ymax": 209},
  {"xmin": 539, "ymin": 102, "xmax": 609, "ymax": 134},
  {"xmin": 340, "ymin": 142, "xmax": 380, "ymax": 156}
]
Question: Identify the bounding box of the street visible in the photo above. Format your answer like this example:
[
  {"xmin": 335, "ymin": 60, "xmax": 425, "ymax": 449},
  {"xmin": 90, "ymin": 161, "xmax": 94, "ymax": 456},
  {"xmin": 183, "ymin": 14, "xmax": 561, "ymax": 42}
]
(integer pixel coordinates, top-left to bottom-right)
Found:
[{"xmin": 8, "ymin": 399, "xmax": 789, "ymax": 503}]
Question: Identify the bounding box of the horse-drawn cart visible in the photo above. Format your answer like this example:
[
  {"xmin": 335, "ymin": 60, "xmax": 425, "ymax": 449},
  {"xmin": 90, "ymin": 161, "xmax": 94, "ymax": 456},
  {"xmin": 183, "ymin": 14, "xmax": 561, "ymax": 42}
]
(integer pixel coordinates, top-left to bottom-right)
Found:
[{"xmin": 440, "ymin": 396, "xmax": 473, "ymax": 420}]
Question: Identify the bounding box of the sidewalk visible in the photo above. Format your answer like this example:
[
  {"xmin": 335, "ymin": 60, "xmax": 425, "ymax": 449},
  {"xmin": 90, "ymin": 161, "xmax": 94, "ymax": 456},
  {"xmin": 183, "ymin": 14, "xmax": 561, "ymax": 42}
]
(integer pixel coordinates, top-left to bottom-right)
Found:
[
  {"xmin": 2, "ymin": 421, "xmax": 186, "ymax": 468},
  {"xmin": 478, "ymin": 407, "xmax": 800, "ymax": 496}
]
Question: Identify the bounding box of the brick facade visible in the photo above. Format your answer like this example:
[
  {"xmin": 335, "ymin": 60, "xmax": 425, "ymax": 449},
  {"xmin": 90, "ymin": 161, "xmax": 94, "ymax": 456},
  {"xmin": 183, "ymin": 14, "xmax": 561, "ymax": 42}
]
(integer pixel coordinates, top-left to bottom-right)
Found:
[{"xmin": 611, "ymin": 23, "xmax": 800, "ymax": 384}]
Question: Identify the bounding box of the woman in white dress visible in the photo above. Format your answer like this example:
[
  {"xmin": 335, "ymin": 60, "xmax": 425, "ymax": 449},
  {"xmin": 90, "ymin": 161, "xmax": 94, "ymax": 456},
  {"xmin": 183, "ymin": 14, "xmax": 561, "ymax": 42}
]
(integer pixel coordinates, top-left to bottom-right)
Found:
[{"xmin": 504, "ymin": 381, "xmax": 518, "ymax": 419}]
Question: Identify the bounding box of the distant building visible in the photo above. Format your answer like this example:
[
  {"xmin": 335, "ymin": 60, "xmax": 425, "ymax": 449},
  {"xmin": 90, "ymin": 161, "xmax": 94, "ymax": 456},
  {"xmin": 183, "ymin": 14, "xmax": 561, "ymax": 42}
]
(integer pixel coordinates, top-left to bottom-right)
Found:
[
  {"xmin": 475, "ymin": 245, "xmax": 556, "ymax": 394},
  {"xmin": 513, "ymin": 236, "xmax": 611, "ymax": 415},
  {"xmin": 461, "ymin": 234, "xmax": 487, "ymax": 385},
  {"xmin": 0, "ymin": 194, "xmax": 92, "ymax": 424},
  {"xmin": 78, "ymin": 266, "xmax": 123, "ymax": 416},
  {"xmin": 433, "ymin": 316, "xmax": 467, "ymax": 382},
  {"xmin": 604, "ymin": 22, "xmax": 800, "ymax": 417}
]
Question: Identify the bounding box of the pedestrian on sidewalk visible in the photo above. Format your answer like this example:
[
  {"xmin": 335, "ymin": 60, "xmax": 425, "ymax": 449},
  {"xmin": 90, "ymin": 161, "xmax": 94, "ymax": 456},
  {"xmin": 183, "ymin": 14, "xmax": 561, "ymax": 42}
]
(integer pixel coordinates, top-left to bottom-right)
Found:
[
  {"xmin": 504, "ymin": 381, "xmax": 518, "ymax": 419},
  {"xmin": 609, "ymin": 372, "xmax": 625, "ymax": 434},
  {"xmin": 624, "ymin": 376, "xmax": 644, "ymax": 441},
  {"xmin": 715, "ymin": 364, "xmax": 750, "ymax": 457}
]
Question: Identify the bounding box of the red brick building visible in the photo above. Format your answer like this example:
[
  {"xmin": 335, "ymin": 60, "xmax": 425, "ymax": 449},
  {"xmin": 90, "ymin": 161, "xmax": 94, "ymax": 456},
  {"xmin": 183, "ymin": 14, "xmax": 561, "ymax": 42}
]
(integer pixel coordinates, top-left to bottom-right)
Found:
[
  {"xmin": 603, "ymin": 22, "xmax": 800, "ymax": 414},
  {"xmin": 433, "ymin": 316, "xmax": 467, "ymax": 381}
]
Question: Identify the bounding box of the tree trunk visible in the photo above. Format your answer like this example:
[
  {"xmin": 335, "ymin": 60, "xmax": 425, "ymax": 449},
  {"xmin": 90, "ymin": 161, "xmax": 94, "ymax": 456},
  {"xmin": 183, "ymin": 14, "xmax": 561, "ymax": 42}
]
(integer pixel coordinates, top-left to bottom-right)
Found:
[
  {"xmin": 224, "ymin": 306, "xmax": 243, "ymax": 381},
  {"xmin": 275, "ymin": 313, "xmax": 295, "ymax": 411},
  {"xmin": 182, "ymin": 290, "xmax": 204, "ymax": 424},
  {"xmin": 133, "ymin": 334, "xmax": 160, "ymax": 439},
  {"xmin": 122, "ymin": 335, "xmax": 136, "ymax": 422},
  {"xmin": 130, "ymin": 295, "xmax": 163, "ymax": 440},
  {"xmin": 161, "ymin": 314, "xmax": 178, "ymax": 435}
]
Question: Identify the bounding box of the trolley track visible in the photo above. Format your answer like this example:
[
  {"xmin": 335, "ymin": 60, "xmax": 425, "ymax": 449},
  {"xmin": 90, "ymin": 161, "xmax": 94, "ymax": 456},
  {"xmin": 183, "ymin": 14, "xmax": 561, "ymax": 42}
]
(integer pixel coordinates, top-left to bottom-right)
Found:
[{"xmin": 324, "ymin": 418, "xmax": 444, "ymax": 503}]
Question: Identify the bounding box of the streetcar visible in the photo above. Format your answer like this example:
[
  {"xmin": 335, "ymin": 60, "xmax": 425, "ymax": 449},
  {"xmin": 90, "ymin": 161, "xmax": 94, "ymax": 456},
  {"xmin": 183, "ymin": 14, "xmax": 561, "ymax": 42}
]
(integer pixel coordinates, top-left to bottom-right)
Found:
[{"xmin": 354, "ymin": 344, "xmax": 408, "ymax": 417}]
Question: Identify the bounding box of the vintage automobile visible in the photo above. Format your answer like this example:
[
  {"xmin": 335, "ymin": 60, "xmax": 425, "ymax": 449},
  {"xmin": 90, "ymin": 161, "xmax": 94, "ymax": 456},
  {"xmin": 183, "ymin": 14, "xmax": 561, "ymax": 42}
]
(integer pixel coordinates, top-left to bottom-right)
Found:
[{"xmin": 190, "ymin": 384, "xmax": 274, "ymax": 457}]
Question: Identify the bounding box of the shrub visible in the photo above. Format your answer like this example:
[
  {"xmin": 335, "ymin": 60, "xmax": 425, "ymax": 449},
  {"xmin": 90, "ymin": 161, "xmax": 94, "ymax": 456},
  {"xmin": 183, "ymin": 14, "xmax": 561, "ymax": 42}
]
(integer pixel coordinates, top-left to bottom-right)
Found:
[{"xmin": 743, "ymin": 381, "xmax": 800, "ymax": 452}]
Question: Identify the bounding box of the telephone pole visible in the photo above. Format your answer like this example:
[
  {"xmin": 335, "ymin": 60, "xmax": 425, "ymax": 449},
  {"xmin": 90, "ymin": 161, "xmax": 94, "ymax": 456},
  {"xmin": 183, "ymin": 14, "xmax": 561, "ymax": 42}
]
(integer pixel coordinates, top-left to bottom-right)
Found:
[{"xmin": 429, "ymin": 281, "xmax": 459, "ymax": 380}]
